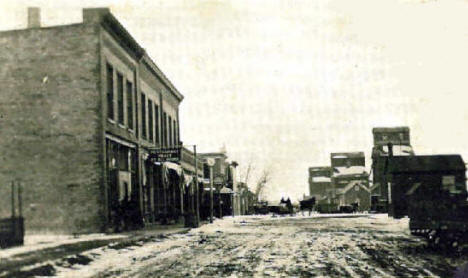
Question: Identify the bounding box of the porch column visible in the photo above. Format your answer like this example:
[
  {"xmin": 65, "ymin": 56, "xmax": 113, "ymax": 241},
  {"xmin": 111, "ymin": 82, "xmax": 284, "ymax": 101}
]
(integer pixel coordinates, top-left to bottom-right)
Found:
[
  {"xmin": 172, "ymin": 180, "xmax": 176, "ymax": 220},
  {"xmin": 149, "ymin": 164, "xmax": 155, "ymax": 223},
  {"xmin": 162, "ymin": 166, "xmax": 168, "ymax": 224}
]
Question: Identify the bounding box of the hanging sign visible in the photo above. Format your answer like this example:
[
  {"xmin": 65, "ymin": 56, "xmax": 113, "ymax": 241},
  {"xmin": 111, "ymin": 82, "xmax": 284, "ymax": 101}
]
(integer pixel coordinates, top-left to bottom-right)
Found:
[{"xmin": 148, "ymin": 146, "xmax": 181, "ymax": 163}]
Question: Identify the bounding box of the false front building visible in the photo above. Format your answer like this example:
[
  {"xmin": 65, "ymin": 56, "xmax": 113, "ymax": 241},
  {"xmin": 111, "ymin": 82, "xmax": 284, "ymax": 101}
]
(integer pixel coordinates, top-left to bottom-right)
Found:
[
  {"xmin": 199, "ymin": 150, "xmax": 240, "ymax": 218},
  {"xmin": 0, "ymin": 8, "xmax": 186, "ymax": 233}
]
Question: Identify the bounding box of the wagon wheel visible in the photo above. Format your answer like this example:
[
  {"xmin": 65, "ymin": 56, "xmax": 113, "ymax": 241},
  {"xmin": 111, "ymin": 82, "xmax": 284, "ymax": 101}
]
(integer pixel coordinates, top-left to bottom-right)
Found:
[
  {"xmin": 427, "ymin": 230, "xmax": 440, "ymax": 249},
  {"xmin": 450, "ymin": 239, "xmax": 463, "ymax": 254},
  {"xmin": 447, "ymin": 233, "xmax": 464, "ymax": 255}
]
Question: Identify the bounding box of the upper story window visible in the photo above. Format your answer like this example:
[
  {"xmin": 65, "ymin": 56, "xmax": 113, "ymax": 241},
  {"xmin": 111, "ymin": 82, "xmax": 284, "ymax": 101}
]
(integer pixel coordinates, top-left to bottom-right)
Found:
[
  {"xmin": 155, "ymin": 105, "xmax": 160, "ymax": 144},
  {"xmin": 162, "ymin": 112, "xmax": 167, "ymax": 146},
  {"xmin": 126, "ymin": 81, "xmax": 134, "ymax": 130},
  {"xmin": 141, "ymin": 93, "xmax": 147, "ymax": 139},
  {"xmin": 168, "ymin": 116, "xmax": 172, "ymax": 146},
  {"xmin": 173, "ymin": 119, "xmax": 177, "ymax": 145},
  {"xmin": 117, "ymin": 73, "xmax": 124, "ymax": 125},
  {"xmin": 106, "ymin": 63, "xmax": 114, "ymax": 120},
  {"xmin": 215, "ymin": 158, "xmax": 221, "ymax": 174},
  {"xmin": 148, "ymin": 100, "xmax": 154, "ymax": 142}
]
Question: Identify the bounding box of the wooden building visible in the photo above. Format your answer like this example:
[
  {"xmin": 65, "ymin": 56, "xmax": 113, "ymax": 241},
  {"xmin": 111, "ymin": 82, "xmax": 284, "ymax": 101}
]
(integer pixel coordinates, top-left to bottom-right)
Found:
[
  {"xmin": 331, "ymin": 152, "xmax": 370, "ymax": 211},
  {"xmin": 386, "ymin": 154, "xmax": 466, "ymax": 218},
  {"xmin": 371, "ymin": 127, "xmax": 414, "ymax": 212},
  {"xmin": 308, "ymin": 167, "xmax": 333, "ymax": 204}
]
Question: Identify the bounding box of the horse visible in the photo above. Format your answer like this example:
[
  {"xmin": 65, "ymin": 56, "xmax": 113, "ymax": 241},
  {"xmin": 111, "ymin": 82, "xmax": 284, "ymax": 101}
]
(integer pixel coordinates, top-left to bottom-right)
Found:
[{"xmin": 299, "ymin": 197, "xmax": 316, "ymax": 216}]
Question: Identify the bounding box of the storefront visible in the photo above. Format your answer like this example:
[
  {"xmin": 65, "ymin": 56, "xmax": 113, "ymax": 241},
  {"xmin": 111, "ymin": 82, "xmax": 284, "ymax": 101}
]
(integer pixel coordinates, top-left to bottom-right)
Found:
[
  {"xmin": 179, "ymin": 147, "xmax": 204, "ymax": 225},
  {"xmin": 105, "ymin": 135, "xmax": 140, "ymax": 232},
  {"xmin": 142, "ymin": 154, "xmax": 184, "ymax": 225}
]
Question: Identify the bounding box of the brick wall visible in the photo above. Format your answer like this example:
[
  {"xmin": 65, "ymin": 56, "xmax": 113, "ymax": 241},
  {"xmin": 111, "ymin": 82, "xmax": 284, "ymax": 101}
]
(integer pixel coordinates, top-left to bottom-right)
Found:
[{"xmin": 0, "ymin": 24, "xmax": 103, "ymax": 233}]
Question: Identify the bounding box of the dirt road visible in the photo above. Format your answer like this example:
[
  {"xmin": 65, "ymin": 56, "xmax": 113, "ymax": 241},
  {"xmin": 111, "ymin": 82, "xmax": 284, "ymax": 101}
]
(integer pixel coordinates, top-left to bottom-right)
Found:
[{"xmin": 4, "ymin": 214, "xmax": 467, "ymax": 277}]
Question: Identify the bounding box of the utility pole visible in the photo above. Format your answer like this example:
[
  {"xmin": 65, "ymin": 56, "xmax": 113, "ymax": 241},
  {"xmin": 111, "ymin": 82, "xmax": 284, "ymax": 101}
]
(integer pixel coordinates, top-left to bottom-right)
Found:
[
  {"xmin": 18, "ymin": 182, "xmax": 23, "ymax": 218},
  {"xmin": 218, "ymin": 188, "xmax": 222, "ymax": 218},
  {"xmin": 11, "ymin": 181, "xmax": 15, "ymax": 218},
  {"xmin": 230, "ymin": 161, "xmax": 238, "ymax": 217},
  {"xmin": 210, "ymin": 166, "xmax": 214, "ymax": 223},
  {"xmin": 206, "ymin": 158, "xmax": 215, "ymax": 223},
  {"xmin": 194, "ymin": 145, "xmax": 199, "ymax": 227}
]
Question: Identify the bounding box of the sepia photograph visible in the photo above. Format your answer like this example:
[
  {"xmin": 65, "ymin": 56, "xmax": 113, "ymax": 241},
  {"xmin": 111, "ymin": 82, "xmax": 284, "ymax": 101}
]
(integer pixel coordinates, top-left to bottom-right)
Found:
[{"xmin": 0, "ymin": 0, "xmax": 467, "ymax": 277}]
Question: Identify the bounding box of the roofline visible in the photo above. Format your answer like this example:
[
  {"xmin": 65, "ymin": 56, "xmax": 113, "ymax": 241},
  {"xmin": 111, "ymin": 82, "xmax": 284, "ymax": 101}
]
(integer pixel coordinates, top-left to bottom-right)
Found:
[
  {"xmin": 198, "ymin": 152, "xmax": 228, "ymax": 158},
  {"xmin": 3, "ymin": 8, "xmax": 185, "ymax": 102},
  {"xmin": 333, "ymin": 173, "xmax": 369, "ymax": 178},
  {"xmin": 338, "ymin": 182, "xmax": 371, "ymax": 195},
  {"xmin": 309, "ymin": 166, "xmax": 331, "ymax": 171},
  {"xmin": 100, "ymin": 12, "xmax": 145, "ymax": 58},
  {"xmin": 0, "ymin": 22, "xmax": 84, "ymax": 37},
  {"xmin": 389, "ymin": 168, "xmax": 467, "ymax": 173},
  {"xmin": 141, "ymin": 55, "xmax": 184, "ymax": 102},
  {"xmin": 389, "ymin": 154, "xmax": 463, "ymax": 158},
  {"xmin": 372, "ymin": 126, "xmax": 410, "ymax": 133},
  {"xmin": 331, "ymin": 152, "xmax": 365, "ymax": 158},
  {"xmin": 388, "ymin": 154, "xmax": 467, "ymax": 172},
  {"xmin": 101, "ymin": 11, "xmax": 184, "ymax": 102}
]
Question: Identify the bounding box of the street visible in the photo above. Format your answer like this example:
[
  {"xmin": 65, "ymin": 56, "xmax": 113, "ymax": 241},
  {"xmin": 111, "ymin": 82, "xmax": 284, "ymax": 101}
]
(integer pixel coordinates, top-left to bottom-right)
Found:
[{"xmin": 4, "ymin": 214, "xmax": 466, "ymax": 278}]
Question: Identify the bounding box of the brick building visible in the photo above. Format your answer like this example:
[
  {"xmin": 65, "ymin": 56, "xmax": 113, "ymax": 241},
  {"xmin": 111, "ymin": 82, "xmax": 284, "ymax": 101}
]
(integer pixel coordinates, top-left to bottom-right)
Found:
[
  {"xmin": 0, "ymin": 8, "xmax": 185, "ymax": 233},
  {"xmin": 371, "ymin": 127, "xmax": 414, "ymax": 211}
]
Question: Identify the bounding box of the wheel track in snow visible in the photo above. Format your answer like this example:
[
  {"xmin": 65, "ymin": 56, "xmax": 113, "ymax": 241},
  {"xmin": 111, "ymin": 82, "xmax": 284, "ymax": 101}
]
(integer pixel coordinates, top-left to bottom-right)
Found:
[
  {"xmin": 123, "ymin": 229, "xmax": 276, "ymax": 277},
  {"xmin": 36, "ymin": 215, "xmax": 468, "ymax": 277}
]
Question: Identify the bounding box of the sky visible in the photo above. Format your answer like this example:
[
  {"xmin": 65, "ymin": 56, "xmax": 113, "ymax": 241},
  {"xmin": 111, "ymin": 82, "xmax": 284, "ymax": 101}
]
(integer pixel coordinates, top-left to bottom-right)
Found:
[{"xmin": 1, "ymin": 0, "xmax": 467, "ymax": 202}]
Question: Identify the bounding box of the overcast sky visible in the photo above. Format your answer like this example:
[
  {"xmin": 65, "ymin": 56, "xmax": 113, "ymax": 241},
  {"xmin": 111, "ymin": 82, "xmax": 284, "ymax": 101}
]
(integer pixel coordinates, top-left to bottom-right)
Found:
[{"xmin": 1, "ymin": 0, "xmax": 467, "ymax": 202}]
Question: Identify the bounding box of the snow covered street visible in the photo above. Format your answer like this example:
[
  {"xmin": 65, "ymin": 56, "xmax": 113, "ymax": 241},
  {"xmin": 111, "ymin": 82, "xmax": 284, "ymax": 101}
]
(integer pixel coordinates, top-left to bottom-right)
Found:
[{"xmin": 2, "ymin": 214, "xmax": 467, "ymax": 277}]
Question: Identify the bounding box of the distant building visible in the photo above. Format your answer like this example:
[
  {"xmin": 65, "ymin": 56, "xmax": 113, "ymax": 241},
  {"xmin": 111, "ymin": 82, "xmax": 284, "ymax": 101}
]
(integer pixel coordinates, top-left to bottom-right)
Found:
[
  {"xmin": 200, "ymin": 152, "xmax": 229, "ymax": 189},
  {"xmin": 199, "ymin": 151, "xmax": 239, "ymax": 218},
  {"xmin": 308, "ymin": 167, "xmax": 332, "ymax": 203},
  {"xmin": 330, "ymin": 152, "xmax": 370, "ymax": 211},
  {"xmin": 371, "ymin": 127, "xmax": 415, "ymax": 211},
  {"xmin": 238, "ymin": 182, "xmax": 256, "ymax": 215}
]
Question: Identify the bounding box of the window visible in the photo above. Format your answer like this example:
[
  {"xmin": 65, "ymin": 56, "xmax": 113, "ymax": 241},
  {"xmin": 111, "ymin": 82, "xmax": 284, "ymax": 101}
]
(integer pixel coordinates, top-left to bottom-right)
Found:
[
  {"xmin": 148, "ymin": 100, "xmax": 154, "ymax": 142},
  {"xmin": 118, "ymin": 146, "xmax": 129, "ymax": 171},
  {"xmin": 126, "ymin": 81, "xmax": 133, "ymax": 130},
  {"xmin": 215, "ymin": 158, "xmax": 221, "ymax": 173},
  {"xmin": 388, "ymin": 182, "xmax": 392, "ymax": 203},
  {"xmin": 106, "ymin": 64, "xmax": 114, "ymax": 120},
  {"xmin": 163, "ymin": 112, "xmax": 167, "ymax": 146},
  {"xmin": 442, "ymin": 176, "xmax": 457, "ymax": 193},
  {"xmin": 117, "ymin": 73, "xmax": 124, "ymax": 125},
  {"xmin": 141, "ymin": 93, "xmax": 147, "ymax": 139},
  {"xmin": 173, "ymin": 119, "xmax": 177, "ymax": 145},
  {"xmin": 168, "ymin": 116, "xmax": 172, "ymax": 146},
  {"xmin": 155, "ymin": 105, "xmax": 160, "ymax": 144}
]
